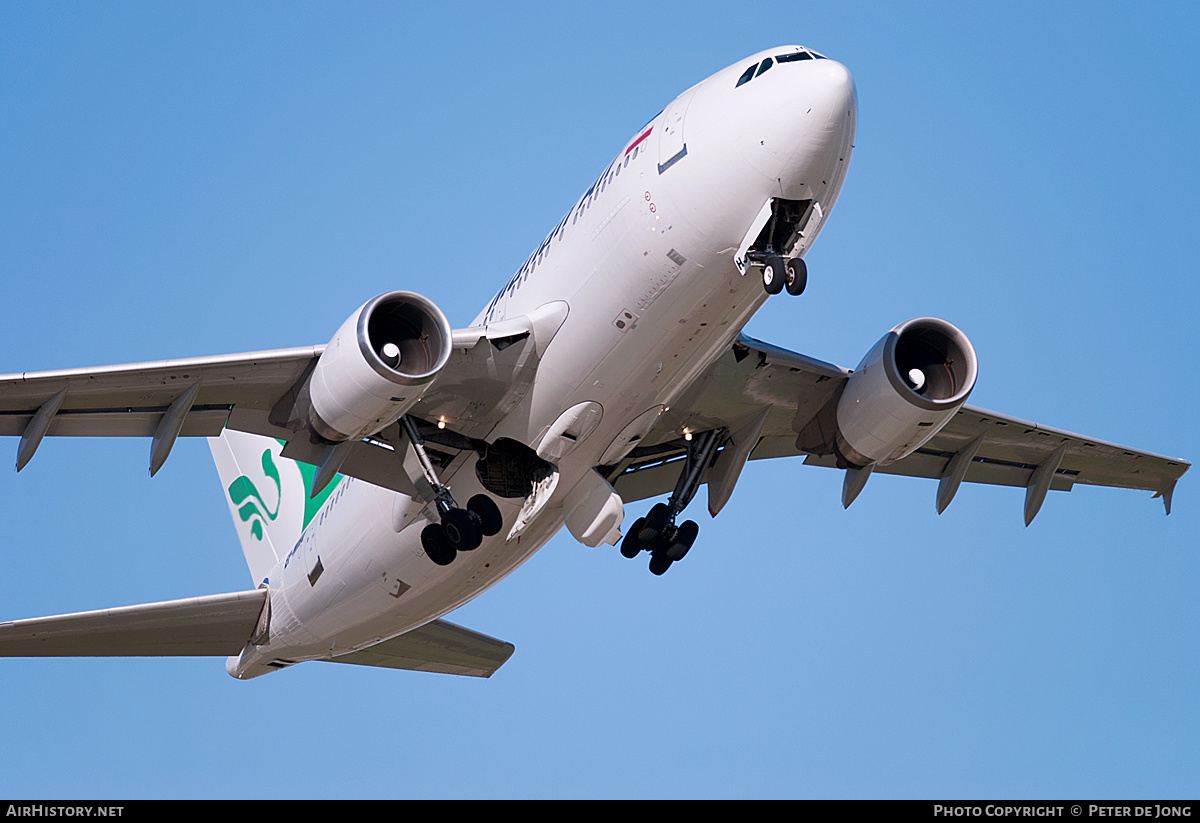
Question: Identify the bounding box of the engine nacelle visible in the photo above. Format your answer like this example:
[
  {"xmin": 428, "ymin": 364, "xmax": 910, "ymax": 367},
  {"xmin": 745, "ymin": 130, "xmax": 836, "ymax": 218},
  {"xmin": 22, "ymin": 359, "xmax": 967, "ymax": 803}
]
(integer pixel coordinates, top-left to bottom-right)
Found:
[
  {"xmin": 835, "ymin": 317, "xmax": 977, "ymax": 467},
  {"xmin": 307, "ymin": 291, "xmax": 452, "ymax": 441}
]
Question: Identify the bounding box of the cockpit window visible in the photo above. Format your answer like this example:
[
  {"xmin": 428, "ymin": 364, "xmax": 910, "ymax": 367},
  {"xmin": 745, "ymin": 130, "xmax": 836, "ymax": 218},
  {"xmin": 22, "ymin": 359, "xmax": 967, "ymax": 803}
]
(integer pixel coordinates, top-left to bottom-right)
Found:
[{"xmin": 738, "ymin": 51, "xmax": 825, "ymax": 89}]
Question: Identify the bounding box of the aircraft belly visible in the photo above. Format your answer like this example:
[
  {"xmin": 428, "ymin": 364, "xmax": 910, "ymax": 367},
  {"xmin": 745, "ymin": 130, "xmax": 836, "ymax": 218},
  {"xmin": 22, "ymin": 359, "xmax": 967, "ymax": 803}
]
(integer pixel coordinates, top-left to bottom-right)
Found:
[{"xmin": 251, "ymin": 457, "xmax": 553, "ymax": 664}]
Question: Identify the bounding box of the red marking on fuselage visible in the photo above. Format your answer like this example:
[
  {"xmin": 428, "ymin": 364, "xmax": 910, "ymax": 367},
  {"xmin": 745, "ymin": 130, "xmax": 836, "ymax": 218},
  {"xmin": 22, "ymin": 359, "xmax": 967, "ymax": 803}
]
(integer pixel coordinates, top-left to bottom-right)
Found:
[{"xmin": 626, "ymin": 127, "xmax": 653, "ymax": 155}]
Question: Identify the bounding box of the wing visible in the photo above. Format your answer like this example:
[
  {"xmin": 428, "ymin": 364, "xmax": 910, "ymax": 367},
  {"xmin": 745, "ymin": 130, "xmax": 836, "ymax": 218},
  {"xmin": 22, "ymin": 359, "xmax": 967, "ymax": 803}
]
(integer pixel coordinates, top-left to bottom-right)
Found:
[
  {"xmin": 0, "ymin": 590, "xmax": 269, "ymax": 657},
  {"xmin": 326, "ymin": 619, "xmax": 515, "ymax": 678},
  {"xmin": 607, "ymin": 335, "xmax": 1190, "ymax": 522},
  {"xmin": 0, "ymin": 590, "xmax": 513, "ymax": 677},
  {"xmin": 0, "ymin": 346, "xmax": 322, "ymax": 444},
  {"xmin": 0, "ymin": 306, "xmax": 563, "ymax": 493}
]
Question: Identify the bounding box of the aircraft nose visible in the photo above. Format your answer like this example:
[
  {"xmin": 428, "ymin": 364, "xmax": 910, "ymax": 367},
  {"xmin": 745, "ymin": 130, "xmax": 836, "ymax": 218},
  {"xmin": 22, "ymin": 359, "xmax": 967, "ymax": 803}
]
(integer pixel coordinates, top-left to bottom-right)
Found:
[
  {"xmin": 732, "ymin": 56, "xmax": 856, "ymax": 187},
  {"xmin": 771, "ymin": 58, "xmax": 856, "ymax": 198},
  {"xmin": 807, "ymin": 59, "xmax": 856, "ymax": 128}
]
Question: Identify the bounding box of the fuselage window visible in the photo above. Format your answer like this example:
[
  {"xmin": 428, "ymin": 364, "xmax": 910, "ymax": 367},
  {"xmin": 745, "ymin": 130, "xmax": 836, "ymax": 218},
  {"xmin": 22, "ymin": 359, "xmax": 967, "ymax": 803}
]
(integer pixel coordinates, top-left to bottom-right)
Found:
[
  {"xmin": 736, "ymin": 64, "xmax": 757, "ymax": 88},
  {"xmin": 755, "ymin": 58, "xmax": 773, "ymax": 78}
]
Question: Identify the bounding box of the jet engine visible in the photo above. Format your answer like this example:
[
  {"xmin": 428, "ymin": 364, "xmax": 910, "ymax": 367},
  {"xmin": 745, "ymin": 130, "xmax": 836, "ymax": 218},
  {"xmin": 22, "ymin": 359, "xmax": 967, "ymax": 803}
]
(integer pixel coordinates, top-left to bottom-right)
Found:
[
  {"xmin": 835, "ymin": 317, "xmax": 977, "ymax": 467},
  {"xmin": 306, "ymin": 291, "xmax": 453, "ymax": 442}
]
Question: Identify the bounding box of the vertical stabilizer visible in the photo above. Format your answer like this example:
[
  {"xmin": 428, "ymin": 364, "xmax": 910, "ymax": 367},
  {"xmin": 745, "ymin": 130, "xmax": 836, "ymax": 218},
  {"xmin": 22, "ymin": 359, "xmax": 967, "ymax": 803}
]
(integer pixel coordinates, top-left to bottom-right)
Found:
[{"xmin": 208, "ymin": 430, "xmax": 313, "ymax": 586}]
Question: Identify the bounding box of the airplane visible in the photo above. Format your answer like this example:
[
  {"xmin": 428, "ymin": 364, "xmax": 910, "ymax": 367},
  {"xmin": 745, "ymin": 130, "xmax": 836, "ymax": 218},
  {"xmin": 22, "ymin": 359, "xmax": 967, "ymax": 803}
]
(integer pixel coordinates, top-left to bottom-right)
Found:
[{"xmin": 0, "ymin": 46, "xmax": 1188, "ymax": 680}]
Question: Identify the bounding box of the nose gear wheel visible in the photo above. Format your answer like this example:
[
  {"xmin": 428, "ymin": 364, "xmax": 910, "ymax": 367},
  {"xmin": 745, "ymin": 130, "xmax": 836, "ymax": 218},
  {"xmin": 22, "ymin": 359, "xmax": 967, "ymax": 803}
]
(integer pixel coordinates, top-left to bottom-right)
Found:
[
  {"xmin": 761, "ymin": 255, "xmax": 807, "ymax": 296},
  {"xmin": 785, "ymin": 257, "xmax": 807, "ymax": 295}
]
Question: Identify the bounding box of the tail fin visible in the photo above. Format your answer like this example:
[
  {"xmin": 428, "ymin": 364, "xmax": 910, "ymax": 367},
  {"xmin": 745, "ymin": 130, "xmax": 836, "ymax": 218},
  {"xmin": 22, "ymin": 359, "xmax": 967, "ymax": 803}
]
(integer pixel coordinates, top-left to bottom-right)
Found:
[{"xmin": 208, "ymin": 430, "xmax": 335, "ymax": 586}]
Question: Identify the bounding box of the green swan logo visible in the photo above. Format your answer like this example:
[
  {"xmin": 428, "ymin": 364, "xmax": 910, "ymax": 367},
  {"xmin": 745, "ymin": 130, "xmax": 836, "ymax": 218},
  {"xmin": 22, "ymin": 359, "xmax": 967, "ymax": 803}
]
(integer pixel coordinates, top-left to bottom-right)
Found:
[{"xmin": 227, "ymin": 448, "xmax": 281, "ymax": 541}]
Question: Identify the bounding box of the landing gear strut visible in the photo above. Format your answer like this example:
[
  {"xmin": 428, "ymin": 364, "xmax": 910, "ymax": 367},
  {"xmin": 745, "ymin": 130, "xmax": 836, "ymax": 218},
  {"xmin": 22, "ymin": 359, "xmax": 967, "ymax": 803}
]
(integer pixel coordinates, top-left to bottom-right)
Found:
[
  {"xmin": 402, "ymin": 416, "xmax": 502, "ymax": 567},
  {"xmin": 621, "ymin": 428, "xmax": 725, "ymax": 575}
]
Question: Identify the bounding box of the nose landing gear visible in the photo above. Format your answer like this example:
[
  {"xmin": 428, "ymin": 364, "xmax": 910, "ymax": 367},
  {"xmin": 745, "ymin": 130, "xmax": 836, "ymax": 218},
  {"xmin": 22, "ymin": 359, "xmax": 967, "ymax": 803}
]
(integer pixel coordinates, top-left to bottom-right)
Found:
[
  {"xmin": 739, "ymin": 197, "xmax": 814, "ymax": 297},
  {"xmin": 621, "ymin": 428, "xmax": 725, "ymax": 575}
]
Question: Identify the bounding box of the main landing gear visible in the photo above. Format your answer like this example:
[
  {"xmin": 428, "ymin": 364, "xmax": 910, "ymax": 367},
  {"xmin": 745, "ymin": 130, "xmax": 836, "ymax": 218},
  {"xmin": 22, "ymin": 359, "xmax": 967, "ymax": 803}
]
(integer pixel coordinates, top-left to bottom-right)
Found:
[
  {"xmin": 621, "ymin": 428, "xmax": 725, "ymax": 575},
  {"xmin": 402, "ymin": 416, "xmax": 503, "ymax": 567},
  {"xmin": 760, "ymin": 255, "xmax": 807, "ymax": 296}
]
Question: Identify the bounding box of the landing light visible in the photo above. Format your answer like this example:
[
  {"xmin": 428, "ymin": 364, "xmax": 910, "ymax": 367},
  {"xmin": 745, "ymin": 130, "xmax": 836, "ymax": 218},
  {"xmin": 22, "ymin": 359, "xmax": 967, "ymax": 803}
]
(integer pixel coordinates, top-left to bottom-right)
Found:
[{"xmin": 438, "ymin": 417, "xmax": 447, "ymax": 430}]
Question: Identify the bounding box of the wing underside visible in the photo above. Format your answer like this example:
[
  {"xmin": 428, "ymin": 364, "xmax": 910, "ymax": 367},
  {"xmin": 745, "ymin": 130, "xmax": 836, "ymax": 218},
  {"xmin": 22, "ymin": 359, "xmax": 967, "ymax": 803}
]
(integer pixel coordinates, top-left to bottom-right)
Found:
[
  {"xmin": 327, "ymin": 620, "xmax": 515, "ymax": 678},
  {"xmin": 0, "ymin": 590, "xmax": 270, "ymax": 657},
  {"xmin": 0, "ymin": 590, "xmax": 514, "ymax": 678},
  {"xmin": 0, "ymin": 328, "xmax": 1188, "ymax": 521},
  {"xmin": 0, "ymin": 311, "xmax": 559, "ymax": 496},
  {"xmin": 607, "ymin": 335, "xmax": 1189, "ymax": 519}
]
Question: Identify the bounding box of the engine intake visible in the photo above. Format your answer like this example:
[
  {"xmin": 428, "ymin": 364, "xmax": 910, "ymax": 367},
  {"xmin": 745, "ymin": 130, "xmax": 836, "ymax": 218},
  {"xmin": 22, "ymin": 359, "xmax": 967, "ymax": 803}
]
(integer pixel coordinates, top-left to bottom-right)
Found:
[
  {"xmin": 835, "ymin": 317, "xmax": 977, "ymax": 467},
  {"xmin": 307, "ymin": 291, "xmax": 452, "ymax": 441}
]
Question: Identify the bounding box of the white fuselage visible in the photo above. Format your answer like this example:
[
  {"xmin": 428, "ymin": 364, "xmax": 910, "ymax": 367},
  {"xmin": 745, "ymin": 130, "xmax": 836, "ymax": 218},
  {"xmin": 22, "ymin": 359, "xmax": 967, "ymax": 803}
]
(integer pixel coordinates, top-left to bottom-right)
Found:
[{"xmin": 230, "ymin": 48, "xmax": 857, "ymax": 678}]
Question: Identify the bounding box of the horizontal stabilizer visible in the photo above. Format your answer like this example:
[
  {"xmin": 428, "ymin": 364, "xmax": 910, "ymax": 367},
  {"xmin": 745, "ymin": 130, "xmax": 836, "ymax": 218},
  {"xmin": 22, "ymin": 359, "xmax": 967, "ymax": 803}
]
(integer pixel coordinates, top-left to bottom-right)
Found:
[
  {"xmin": 0, "ymin": 589, "xmax": 267, "ymax": 657},
  {"xmin": 325, "ymin": 619, "xmax": 515, "ymax": 678}
]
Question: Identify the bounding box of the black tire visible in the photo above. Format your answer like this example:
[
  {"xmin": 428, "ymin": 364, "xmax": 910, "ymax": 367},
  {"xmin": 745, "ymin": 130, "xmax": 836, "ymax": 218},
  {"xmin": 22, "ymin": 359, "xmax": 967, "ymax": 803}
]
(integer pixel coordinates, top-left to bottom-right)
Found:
[
  {"xmin": 467, "ymin": 494, "xmax": 503, "ymax": 537},
  {"xmin": 641, "ymin": 503, "xmax": 671, "ymax": 543},
  {"xmin": 422, "ymin": 524, "xmax": 456, "ymax": 566},
  {"xmin": 648, "ymin": 554, "xmax": 673, "ymax": 576},
  {"xmin": 666, "ymin": 519, "xmax": 699, "ymax": 561},
  {"xmin": 762, "ymin": 256, "xmax": 786, "ymax": 295},
  {"xmin": 621, "ymin": 518, "xmax": 646, "ymax": 558},
  {"xmin": 785, "ymin": 257, "xmax": 807, "ymax": 296},
  {"xmin": 442, "ymin": 508, "xmax": 482, "ymax": 551}
]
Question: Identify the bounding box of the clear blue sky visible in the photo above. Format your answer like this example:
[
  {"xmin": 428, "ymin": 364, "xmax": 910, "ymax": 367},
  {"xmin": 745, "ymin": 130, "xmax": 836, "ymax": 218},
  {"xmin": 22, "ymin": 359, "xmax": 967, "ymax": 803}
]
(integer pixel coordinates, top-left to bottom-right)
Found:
[{"xmin": 1, "ymin": 2, "xmax": 1196, "ymax": 799}]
